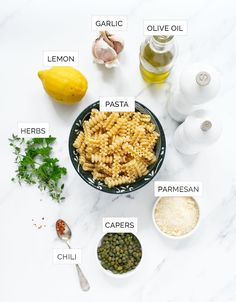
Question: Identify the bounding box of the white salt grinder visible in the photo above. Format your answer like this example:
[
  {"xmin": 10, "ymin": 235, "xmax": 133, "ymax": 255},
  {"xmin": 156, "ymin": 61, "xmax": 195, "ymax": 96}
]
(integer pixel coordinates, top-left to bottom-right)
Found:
[
  {"xmin": 173, "ymin": 109, "xmax": 222, "ymax": 155},
  {"xmin": 168, "ymin": 64, "xmax": 221, "ymax": 122}
]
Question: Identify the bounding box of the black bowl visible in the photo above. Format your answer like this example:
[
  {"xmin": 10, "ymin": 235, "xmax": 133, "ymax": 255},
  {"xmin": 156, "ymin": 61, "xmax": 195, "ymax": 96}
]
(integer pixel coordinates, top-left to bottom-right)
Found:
[{"xmin": 69, "ymin": 101, "xmax": 166, "ymax": 194}]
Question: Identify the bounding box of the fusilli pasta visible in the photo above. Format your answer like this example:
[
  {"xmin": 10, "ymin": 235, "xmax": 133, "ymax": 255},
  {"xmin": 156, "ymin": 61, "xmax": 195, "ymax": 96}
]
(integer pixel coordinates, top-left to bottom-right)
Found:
[{"xmin": 73, "ymin": 110, "xmax": 159, "ymax": 187}]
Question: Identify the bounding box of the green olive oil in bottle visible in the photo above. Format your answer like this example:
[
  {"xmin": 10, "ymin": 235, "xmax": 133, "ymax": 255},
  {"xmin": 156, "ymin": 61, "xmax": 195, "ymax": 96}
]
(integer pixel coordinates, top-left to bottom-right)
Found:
[{"xmin": 139, "ymin": 35, "xmax": 177, "ymax": 83}]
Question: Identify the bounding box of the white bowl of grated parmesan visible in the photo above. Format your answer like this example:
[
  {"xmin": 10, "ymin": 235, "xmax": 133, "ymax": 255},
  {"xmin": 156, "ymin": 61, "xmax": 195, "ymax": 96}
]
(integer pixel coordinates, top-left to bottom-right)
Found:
[{"xmin": 152, "ymin": 196, "xmax": 201, "ymax": 239}]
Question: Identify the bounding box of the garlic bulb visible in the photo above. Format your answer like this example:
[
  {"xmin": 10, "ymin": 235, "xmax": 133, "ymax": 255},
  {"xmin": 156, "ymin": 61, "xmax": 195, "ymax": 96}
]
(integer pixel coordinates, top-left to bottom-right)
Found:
[{"xmin": 92, "ymin": 31, "xmax": 124, "ymax": 68}]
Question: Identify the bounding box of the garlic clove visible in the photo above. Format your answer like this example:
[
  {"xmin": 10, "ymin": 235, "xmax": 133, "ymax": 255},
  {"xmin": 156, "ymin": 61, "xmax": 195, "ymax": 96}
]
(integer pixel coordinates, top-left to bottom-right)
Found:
[
  {"xmin": 105, "ymin": 59, "xmax": 120, "ymax": 68},
  {"xmin": 108, "ymin": 35, "xmax": 124, "ymax": 54},
  {"xmin": 92, "ymin": 37, "xmax": 118, "ymax": 65},
  {"xmin": 92, "ymin": 40, "xmax": 105, "ymax": 64},
  {"xmin": 93, "ymin": 57, "xmax": 105, "ymax": 64}
]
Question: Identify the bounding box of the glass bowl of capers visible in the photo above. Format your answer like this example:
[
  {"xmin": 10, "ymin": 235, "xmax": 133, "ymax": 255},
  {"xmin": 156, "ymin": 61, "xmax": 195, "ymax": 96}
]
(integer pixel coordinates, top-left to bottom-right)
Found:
[{"xmin": 97, "ymin": 233, "xmax": 143, "ymax": 277}]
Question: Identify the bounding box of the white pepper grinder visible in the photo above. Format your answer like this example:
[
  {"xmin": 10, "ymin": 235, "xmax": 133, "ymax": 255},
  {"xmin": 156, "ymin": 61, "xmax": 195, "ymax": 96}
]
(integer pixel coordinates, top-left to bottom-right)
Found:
[
  {"xmin": 173, "ymin": 109, "xmax": 222, "ymax": 155},
  {"xmin": 168, "ymin": 64, "xmax": 221, "ymax": 122}
]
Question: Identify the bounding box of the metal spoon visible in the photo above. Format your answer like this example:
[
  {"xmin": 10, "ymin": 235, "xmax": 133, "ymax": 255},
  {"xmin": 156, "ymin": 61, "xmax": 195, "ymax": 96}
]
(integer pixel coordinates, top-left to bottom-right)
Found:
[{"xmin": 56, "ymin": 219, "xmax": 90, "ymax": 291}]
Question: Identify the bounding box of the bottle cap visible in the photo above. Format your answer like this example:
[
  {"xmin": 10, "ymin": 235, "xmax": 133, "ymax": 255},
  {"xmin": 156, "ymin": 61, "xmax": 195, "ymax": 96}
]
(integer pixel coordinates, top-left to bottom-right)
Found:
[
  {"xmin": 200, "ymin": 120, "xmax": 212, "ymax": 132},
  {"xmin": 196, "ymin": 71, "xmax": 211, "ymax": 86}
]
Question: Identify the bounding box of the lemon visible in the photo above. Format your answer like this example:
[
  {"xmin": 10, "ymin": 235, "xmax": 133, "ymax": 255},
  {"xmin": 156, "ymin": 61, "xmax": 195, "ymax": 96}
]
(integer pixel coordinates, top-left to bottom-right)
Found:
[{"xmin": 38, "ymin": 66, "xmax": 88, "ymax": 105}]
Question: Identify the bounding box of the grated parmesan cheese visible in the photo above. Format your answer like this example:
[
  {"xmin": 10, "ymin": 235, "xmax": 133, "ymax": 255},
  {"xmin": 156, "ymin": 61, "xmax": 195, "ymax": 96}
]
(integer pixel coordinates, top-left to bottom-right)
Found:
[{"xmin": 154, "ymin": 196, "xmax": 200, "ymax": 236}]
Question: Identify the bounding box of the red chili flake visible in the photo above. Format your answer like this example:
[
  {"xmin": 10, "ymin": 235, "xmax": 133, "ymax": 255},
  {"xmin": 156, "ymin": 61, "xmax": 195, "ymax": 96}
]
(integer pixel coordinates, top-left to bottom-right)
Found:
[{"xmin": 56, "ymin": 219, "xmax": 65, "ymax": 236}]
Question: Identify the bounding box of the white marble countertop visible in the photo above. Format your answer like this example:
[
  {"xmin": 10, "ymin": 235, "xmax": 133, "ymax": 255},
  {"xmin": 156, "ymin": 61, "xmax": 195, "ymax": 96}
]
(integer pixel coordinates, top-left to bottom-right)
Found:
[{"xmin": 1, "ymin": 0, "xmax": 236, "ymax": 301}]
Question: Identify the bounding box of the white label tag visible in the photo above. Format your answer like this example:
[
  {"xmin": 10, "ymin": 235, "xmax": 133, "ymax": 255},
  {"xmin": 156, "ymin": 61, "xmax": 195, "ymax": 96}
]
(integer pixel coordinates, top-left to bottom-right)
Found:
[
  {"xmin": 144, "ymin": 20, "xmax": 187, "ymax": 35},
  {"xmin": 43, "ymin": 51, "xmax": 79, "ymax": 66},
  {"xmin": 18, "ymin": 123, "xmax": 50, "ymax": 138},
  {"xmin": 92, "ymin": 16, "xmax": 127, "ymax": 31},
  {"xmin": 154, "ymin": 181, "xmax": 202, "ymax": 197},
  {"xmin": 103, "ymin": 217, "xmax": 138, "ymax": 233},
  {"xmin": 100, "ymin": 97, "xmax": 135, "ymax": 112},
  {"xmin": 53, "ymin": 249, "xmax": 81, "ymax": 264}
]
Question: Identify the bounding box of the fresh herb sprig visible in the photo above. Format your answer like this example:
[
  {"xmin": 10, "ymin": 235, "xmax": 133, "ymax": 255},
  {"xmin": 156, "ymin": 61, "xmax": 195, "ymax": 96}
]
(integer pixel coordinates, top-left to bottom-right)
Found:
[{"xmin": 9, "ymin": 134, "xmax": 67, "ymax": 202}]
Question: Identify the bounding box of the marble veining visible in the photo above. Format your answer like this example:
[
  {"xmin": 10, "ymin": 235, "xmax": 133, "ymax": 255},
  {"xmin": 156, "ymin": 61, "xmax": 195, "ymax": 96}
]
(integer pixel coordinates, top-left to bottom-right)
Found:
[{"xmin": 0, "ymin": 0, "xmax": 236, "ymax": 301}]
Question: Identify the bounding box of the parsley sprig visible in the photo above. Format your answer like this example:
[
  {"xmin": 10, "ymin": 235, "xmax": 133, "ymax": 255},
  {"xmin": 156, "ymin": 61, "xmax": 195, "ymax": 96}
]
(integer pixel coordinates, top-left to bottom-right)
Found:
[{"xmin": 9, "ymin": 134, "xmax": 67, "ymax": 202}]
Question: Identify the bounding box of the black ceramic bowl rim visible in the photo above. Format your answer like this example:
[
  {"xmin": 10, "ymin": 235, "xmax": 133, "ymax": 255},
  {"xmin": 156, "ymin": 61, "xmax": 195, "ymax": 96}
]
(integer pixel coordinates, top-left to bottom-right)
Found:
[{"xmin": 68, "ymin": 101, "xmax": 166, "ymax": 194}]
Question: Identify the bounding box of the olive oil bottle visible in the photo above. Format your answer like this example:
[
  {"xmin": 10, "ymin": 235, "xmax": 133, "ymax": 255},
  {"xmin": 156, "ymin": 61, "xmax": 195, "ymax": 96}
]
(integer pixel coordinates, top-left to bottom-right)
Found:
[{"xmin": 139, "ymin": 35, "xmax": 177, "ymax": 83}]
